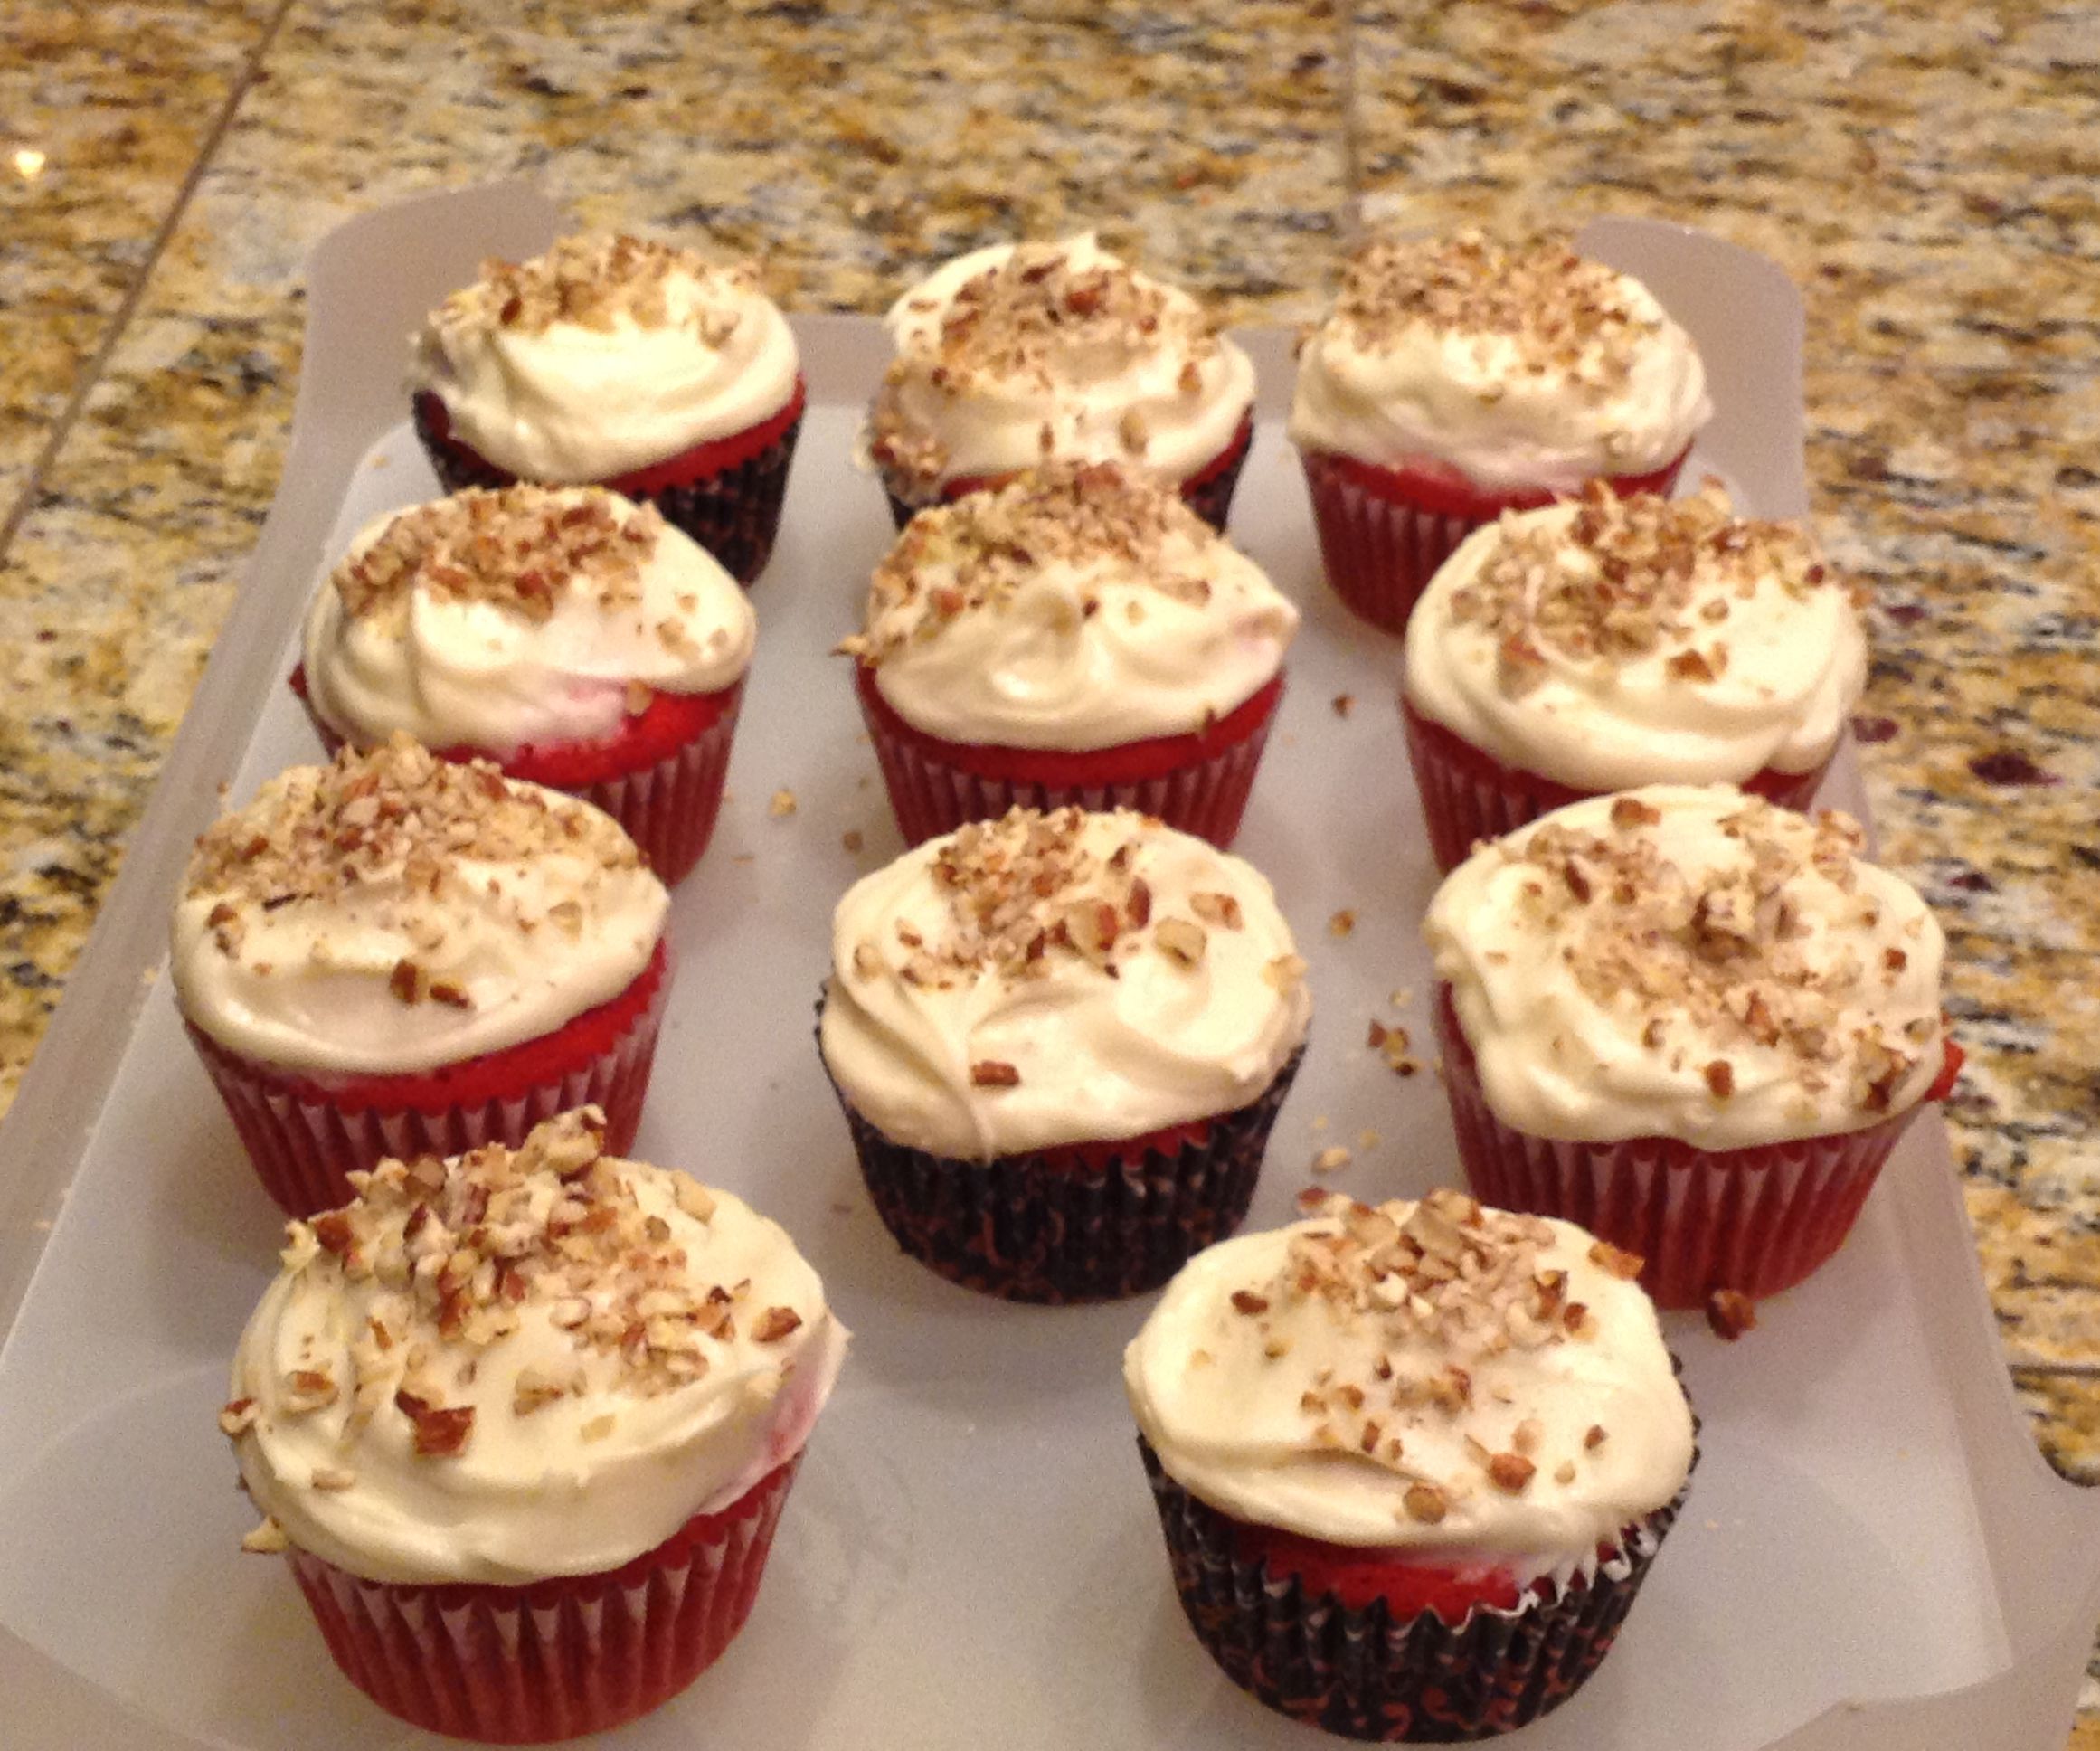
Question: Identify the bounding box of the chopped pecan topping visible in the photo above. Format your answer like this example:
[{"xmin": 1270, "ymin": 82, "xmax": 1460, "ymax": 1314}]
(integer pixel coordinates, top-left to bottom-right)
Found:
[
  {"xmin": 1706, "ymin": 1288, "xmax": 1759, "ymax": 1341},
  {"xmin": 753, "ymin": 1306, "xmax": 804, "ymax": 1343}
]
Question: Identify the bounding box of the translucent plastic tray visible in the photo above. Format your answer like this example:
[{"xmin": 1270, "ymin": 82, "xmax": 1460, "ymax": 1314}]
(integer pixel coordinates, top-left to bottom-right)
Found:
[{"xmin": 1, "ymin": 184, "xmax": 2095, "ymax": 1750}]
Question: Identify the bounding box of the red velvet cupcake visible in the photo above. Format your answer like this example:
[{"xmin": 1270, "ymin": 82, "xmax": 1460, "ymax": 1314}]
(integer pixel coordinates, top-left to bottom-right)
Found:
[
  {"xmin": 410, "ymin": 232, "xmax": 804, "ymax": 583},
  {"xmin": 866, "ymin": 235, "xmax": 1257, "ymax": 532},
  {"xmin": 1291, "ymin": 232, "xmax": 1711, "ymax": 632},
  {"xmin": 841, "ymin": 463, "xmax": 1297, "ymax": 850},
  {"xmin": 1402, "ymin": 482, "xmax": 1867, "ymax": 873},
  {"xmin": 818, "ymin": 807, "xmax": 1311, "ymax": 1301},
  {"xmin": 1125, "ymin": 1188, "xmax": 1697, "ymax": 1741},
  {"xmin": 296, "ymin": 485, "xmax": 752, "ymax": 885},
  {"xmin": 1424, "ymin": 787, "xmax": 1957, "ymax": 1309},
  {"xmin": 223, "ymin": 1110, "xmax": 847, "ymax": 1742},
  {"xmin": 173, "ymin": 736, "xmax": 672, "ymax": 1216}
]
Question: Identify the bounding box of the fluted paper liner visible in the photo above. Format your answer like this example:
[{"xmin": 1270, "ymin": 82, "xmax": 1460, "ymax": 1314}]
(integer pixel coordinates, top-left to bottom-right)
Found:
[
  {"xmin": 412, "ymin": 387, "xmax": 805, "ymax": 585},
  {"xmin": 881, "ymin": 415, "xmax": 1254, "ymax": 535},
  {"xmin": 1435, "ymin": 986, "xmax": 1924, "ymax": 1308},
  {"xmin": 1299, "ymin": 449, "xmax": 1689, "ymax": 637},
  {"xmin": 187, "ymin": 955, "xmax": 667, "ymax": 1217},
  {"xmin": 1140, "ymin": 1435, "xmax": 1688, "ymax": 1743},
  {"xmin": 824, "ymin": 1042, "xmax": 1302, "ymax": 1303},
  {"xmin": 284, "ymin": 1456, "xmax": 799, "ymax": 1744},
  {"xmin": 1401, "ymin": 699, "xmax": 1832, "ymax": 875},
  {"xmin": 856, "ymin": 668, "xmax": 1281, "ymax": 852}
]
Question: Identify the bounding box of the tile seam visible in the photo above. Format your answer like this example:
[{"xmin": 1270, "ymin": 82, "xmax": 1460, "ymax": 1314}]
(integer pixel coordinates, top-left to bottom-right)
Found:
[
  {"xmin": 0, "ymin": 0, "xmax": 300, "ymax": 565},
  {"xmin": 1338, "ymin": 0, "xmax": 1363, "ymax": 242}
]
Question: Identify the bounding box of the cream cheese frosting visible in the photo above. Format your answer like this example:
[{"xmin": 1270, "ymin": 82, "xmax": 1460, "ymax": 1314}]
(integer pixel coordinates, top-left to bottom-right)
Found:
[
  {"xmin": 172, "ymin": 737, "xmax": 668, "ymax": 1076},
  {"xmin": 1290, "ymin": 232, "xmax": 1711, "ymax": 492},
  {"xmin": 818, "ymin": 806, "xmax": 1311, "ymax": 1160},
  {"xmin": 1404, "ymin": 483, "xmax": 1868, "ymax": 790},
  {"xmin": 1125, "ymin": 1188, "xmax": 1695, "ymax": 1561},
  {"xmin": 302, "ymin": 486, "xmax": 756, "ymax": 754},
  {"xmin": 1425, "ymin": 787, "xmax": 1948, "ymax": 1148},
  {"xmin": 841, "ymin": 462, "xmax": 1297, "ymax": 748},
  {"xmin": 411, "ymin": 232, "xmax": 799, "ymax": 480},
  {"xmin": 224, "ymin": 1109, "xmax": 847, "ymax": 1585},
  {"xmin": 866, "ymin": 234, "xmax": 1255, "ymax": 504}
]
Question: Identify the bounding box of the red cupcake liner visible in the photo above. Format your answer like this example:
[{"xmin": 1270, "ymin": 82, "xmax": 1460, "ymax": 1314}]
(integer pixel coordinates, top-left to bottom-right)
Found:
[
  {"xmin": 1401, "ymin": 699, "xmax": 1833, "ymax": 875},
  {"xmin": 186, "ymin": 944, "xmax": 669, "ymax": 1217},
  {"xmin": 1300, "ymin": 447, "xmax": 1691, "ymax": 636},
  {"xmin": 284, "ymin": 1455, "xmax": 800, "ymax": 1744},
  {"xmin": 1434, "ymin": 985, "xmax": 1939, "ymax": 1308},
  {"xmin": 1140, "ymin": 1435, "xmax": 1687, "ymax": 1742},
  {"xmin": 411, "ymin": 382, "xmax": 806, "ymax": 585},
  {"xmin": 568, "ymin": 686, "xmax": 740, "ymax": 886},
  {"xmin": 291, "ymin": 668, "xmax": 743, "ymax": 887},
  {"xmin": 882, "ymin": 414, "xmax": 1257, "ymax": 535},
  {"xmin": 855, "ymin": 664, "xmax": 1282, "ymax": 851},
  {"xmin": 822, "ymin": 1036, "xmax": 1303, "ymax": 1302}
]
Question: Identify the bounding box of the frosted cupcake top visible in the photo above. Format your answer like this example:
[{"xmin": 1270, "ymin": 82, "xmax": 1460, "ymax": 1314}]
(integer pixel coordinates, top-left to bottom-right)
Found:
[
  {"xmin": 172, "ymin": 737, "xmax": 667, "ymax": 1075},
  {"xmin": 411, "ymin": 232, "xmax": 799, "ymax": 479},
  {"xmin": 1405, "ymin": 482, "xmax": 1868, "ymax": 790},
  {"xmin": 819, "ymin": 807, "xmax": 1310, "ymax": 1160},
  {"xmin": 839, "ymin": 462, "xmax": 1298, "ymax": 749},
  {"xmin": 1425, "ymin": 787, "xmax": 1947, "ymax": 1148},
  {"xmin": 1125, "ymin": 1188, "xmax": 1695, "ymax": 1566},
  {"xmin": 1290, "ymin": 232, "xmax": 1711, "ymax": 491},
  {"xmin": 303, "ymin": 486, "xmax": 756, "ymax": 755},
  {"xmin": 866, "ymin": 235, "xmax": 1255, "ymax": 504},
  {"xmin": 225, "ymin": 1109, "xmax": 847, "ymax": 1585}
]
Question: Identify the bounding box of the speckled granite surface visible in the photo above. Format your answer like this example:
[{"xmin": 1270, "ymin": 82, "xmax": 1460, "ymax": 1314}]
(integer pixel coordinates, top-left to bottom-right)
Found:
[{"xmin": 0, "ymin": 0, "xmax": 2094, "ymax": 1733}]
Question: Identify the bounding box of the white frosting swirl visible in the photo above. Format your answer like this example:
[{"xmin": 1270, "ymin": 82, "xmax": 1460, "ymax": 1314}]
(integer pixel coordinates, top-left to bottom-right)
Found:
[
  {"xmin": 302, "ymin": 487, "xmax": 756, "ymax": 754},
  {"xmin": 1125, "ymin": 1195, "xmax": 1695, "ymax": 1558},
  {"xmin": 853, "ymin": 464, "xmax": 1296, "ymax": 748},
  {"xmin": 1290, "ymin": 236, "xmax": 1710, "ymax": 491},
  {"xmin": 1405, "ymin": 487, "xmax": 1868, "ymax": 790},
  {"xmin": 411, "ymin": 233, "xmax": 799, "ymax": 480},
  {"xmin": 1425, "ymin": 787, "xmax": 1947, "ymax": 1148},
  {"xmin": 819, "ymin": 808, "xmax": 1310, "ymax": 1159},
  {"xmin": 173, "ymin": 742, "xmax": 669, "ymax": 1076},
  {"xmin": 867, "ymin": 235, "xmax": 1254, "ymax": 502},
  {"xmin": 228, "ymin": 1113, "xmax": 847, "ymax": 1585}
]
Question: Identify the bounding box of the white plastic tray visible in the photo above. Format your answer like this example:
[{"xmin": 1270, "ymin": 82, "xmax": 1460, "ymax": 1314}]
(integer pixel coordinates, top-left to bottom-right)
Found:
[{"xmin": 1, "ymin": 184, "xmax": 2095, "ymax": 1751}]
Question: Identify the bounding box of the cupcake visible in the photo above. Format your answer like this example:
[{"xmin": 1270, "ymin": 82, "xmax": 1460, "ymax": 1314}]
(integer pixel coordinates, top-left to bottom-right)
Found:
[
  {"xmin": 174, "ymin": 736, "xmax": 671, "ymax": 1216},
  {"xmin": 840, "ymin": 462, "xmax": 1299, "ymax": 849},
  {"xmin": 1125, "ymin": 1186, "xmax": 1696, "ymax": 1742},
  {"xmin": 1403, "ymin": 481, "xmax": 1868, "ymax": 873},
  {"xmin": 293, "ymin": 485, "xmax": 754, "ymax": 885},
  {"xmin": 866, "ymin": 234, "xmax": 1256, "ymax": 532},
  {"xmin": 818, "ymin": 805, "xmax": 1310, "ymax": 1301},
  {"xmin": 222, "ymin": 1108, "xmax": 847, "ymax": 1742},
  {"xmin": 1425, "ymin": 787, "xmax": 1960, "ymax": 1309},
  {"xmin": 409, "ymin": 232, "xmax": 804, "ymax": 583},
  {"xmin": 1291, "ymin": 232, "xmax": 1712, "ymax": 632}
]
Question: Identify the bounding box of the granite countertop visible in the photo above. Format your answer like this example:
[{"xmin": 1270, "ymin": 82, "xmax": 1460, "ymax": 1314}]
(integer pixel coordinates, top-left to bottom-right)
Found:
[{"xmin": 1, "ymin": 0, "xmax": 2094, "ymax": 1738}]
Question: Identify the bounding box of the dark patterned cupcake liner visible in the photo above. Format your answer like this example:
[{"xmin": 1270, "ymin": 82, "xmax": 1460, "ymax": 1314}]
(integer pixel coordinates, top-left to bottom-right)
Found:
[
  {"xmin": 822, "ymin": 1040, "xmax": 1303, "ymax": 1303},
  {"xmin": 411, "ymin": 388, "xmax": 805, "ymax": 585},
  {"xmin": 1401, "ymin": 699, "xmax": 1833, "ymax": 876},
  {"xmin": 1140, "ymin": 1435, "xmax": 1689, "ymax": 1742},
  {"xmin": 882, "ymin": 416, "xmax": 1256, "ymax": 535}
]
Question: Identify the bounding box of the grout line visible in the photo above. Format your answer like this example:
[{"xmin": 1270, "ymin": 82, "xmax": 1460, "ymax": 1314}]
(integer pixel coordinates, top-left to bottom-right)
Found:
[
  {"xmin": 0, "ymin": 0, "xmax": 299, "ymax": 564},
  {"xmin": 1338, "ymin": 0, "xmax": 1364, "ymax": 244}
]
